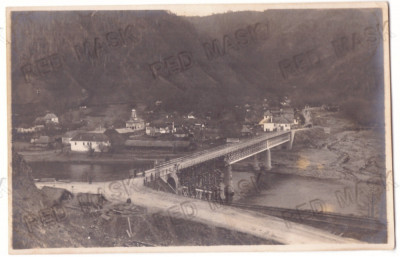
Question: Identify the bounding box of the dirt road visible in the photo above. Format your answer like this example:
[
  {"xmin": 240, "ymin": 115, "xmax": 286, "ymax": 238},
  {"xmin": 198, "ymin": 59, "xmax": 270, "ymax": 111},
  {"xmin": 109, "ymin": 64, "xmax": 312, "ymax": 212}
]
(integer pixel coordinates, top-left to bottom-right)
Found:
[{"xmin": 35, "ymin": 179, "xmax": 362, "ymax": 245}]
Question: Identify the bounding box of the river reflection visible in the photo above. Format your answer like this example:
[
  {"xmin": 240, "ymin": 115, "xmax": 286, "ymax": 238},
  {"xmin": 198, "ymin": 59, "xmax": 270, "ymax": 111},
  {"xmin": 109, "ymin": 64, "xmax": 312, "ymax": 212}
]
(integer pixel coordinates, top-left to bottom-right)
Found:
[{"xmin": 29, "ymin": 162, "xmax": 152, "ymax": 182}]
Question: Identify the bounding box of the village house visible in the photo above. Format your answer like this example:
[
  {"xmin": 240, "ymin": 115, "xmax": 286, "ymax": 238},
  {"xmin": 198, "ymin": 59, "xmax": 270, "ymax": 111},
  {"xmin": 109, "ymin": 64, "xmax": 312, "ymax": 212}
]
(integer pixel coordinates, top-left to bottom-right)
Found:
[
  {"xmin": 44, "ymin": 113, "xmax": 59, "ymax": 123},
  {"xmin": 259, "ymin": 115, "xmax": 291, "ymax": 132},
  {"xmin": 35, "ymin": 112, "xmax": 59, "ymax": 125},
  {"xmin": 16, "ymin": 127, "xmax": 35, "ymax": 134},
  {"xmin": 125, "ymin": 109, "xmax": 145, "ymax": 131},
  {"xmin": 194, "ymin": 123, "xmax": 205, "ymax": 130},
  {"xmin": 70, "ymin": 133, "xmax": 111, "ymax": 152},
  {"xmin": 174, "ymin": 127, "xmax": 190, "ymax": 138},
  {"xmin": 16, "ymin": 125, "xmax": 44, "ymax": 134},
  {"xmin": 61, "ymin": 130, "xmax": 82, "ymax": 145},
  {"xmin": 259, "ymin": 109, "xmax": 296, "ymax": 132},
  {"xmin": 146, "ymin": 122, "xmax": 176, "ymax": 136},
  {"xmin": 186, "ymin": 112, "xmax": 196, "ymax": 119},
  {"xmin": 30, "ymin": 136, "xmax": 55, "ymax": 147}
]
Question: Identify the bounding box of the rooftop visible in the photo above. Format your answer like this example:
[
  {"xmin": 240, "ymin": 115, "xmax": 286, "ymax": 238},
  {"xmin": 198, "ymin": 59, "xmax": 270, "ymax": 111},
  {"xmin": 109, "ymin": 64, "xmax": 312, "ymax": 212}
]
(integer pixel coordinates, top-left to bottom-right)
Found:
[
  {"xmin": 71, "ymin": 133, "xmax": 109, "ymax": 142},
  {"xmin": 43, "ymin": 113, "xmax": 58, "ymax": 119},
  {"xmin": 62, "ymin": 130, "xmax": 82, "ymax": 138},
  {"xmin": 127, "ymin": 117, "xmax": 144, "ymax": 123},
  {"xmin": 115, "ymin": 128, "xmax": 137, "ymax": 134},
  {"xmin": 273, "ymin": 116, "xmax": 292, "ymax": 124}
]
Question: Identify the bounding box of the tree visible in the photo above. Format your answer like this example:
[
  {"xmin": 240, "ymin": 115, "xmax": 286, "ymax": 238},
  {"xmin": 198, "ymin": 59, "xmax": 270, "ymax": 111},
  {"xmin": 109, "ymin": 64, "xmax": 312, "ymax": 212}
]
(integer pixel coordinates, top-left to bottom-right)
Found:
[
  {"xmin": 87, "ymin": 144, "xmax": 95, "ymax": 157},
  {"xmin": 98, "ymin": 142, "xmax": 110, "ymax": 155},
  {"xmin": 297, "ymin": 113, "xmax": 306, "ymax": 125}
]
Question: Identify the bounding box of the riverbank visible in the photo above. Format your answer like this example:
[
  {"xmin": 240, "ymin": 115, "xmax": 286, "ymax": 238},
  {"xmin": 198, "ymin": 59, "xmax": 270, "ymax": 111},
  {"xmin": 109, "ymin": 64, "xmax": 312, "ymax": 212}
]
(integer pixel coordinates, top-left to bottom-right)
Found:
[
  {"xmin": 234, "ymin": 109, "xmax": 386, "ymax": 184},
  {"xmin": 19, "ymin": 149, "xmax": 186, "ymax": 165}
]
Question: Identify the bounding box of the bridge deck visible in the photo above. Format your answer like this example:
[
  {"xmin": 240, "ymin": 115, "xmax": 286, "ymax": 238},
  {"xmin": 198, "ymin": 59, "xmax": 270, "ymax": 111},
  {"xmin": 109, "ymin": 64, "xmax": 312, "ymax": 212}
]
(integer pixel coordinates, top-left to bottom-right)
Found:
[{"xmin": 144, "ymin": 131, "xmax": 291, "ymax": 178}]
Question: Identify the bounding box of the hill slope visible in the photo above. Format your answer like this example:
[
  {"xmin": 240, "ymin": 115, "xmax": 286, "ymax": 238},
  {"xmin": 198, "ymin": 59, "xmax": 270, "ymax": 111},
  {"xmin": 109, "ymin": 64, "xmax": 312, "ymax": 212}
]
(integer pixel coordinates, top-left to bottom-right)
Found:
[{"xmin": 11, "ymin": 8, "xmax": 385, "ymax": 126}]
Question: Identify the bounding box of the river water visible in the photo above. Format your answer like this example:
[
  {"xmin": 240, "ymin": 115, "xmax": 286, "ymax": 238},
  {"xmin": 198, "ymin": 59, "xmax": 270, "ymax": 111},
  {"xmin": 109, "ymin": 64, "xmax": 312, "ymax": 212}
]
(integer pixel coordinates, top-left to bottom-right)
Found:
[
  {"xmin": 231, "ymin": 170, "xmax": 386, "ymax": 221},
  {"xmin": 29, "ymin": 162, "xmax": 151, "ymax": 182}
]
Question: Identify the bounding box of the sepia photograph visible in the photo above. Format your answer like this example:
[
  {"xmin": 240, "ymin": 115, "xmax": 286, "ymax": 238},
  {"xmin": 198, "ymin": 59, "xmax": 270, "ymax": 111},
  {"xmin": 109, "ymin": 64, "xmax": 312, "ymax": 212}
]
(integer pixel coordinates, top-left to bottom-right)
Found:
[{"xmin": 7, "ymin": 2, "xmax": 394, "ymax": 253}]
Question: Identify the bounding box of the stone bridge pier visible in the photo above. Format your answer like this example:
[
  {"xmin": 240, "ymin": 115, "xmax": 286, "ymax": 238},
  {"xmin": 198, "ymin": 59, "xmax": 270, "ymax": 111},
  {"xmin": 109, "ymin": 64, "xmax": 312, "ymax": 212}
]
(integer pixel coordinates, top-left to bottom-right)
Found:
[
  {"xmin": 166, "ymin": 172, "xmax": 180, "ymax": 191},
  {"xmin": 223, "ymin": 148, "xmax": 273, "ymax": 203},
  {"xmin": 222, "ymin": 131, "xmax": 296, "ymax": 200},
  {"xmin": 252, "ymin": 149, "xmax": 272, "ymax": 171},
  {"xmin": 265, "ymin": 149, "xmax": 272, "ymax": 170},
  {"xmin": 223, "ymin": 162, "xmax": 234, "ymax": 204},
  {"xmin": 286, "ymin": 130, "xmax": 295, "ymax": 150}
]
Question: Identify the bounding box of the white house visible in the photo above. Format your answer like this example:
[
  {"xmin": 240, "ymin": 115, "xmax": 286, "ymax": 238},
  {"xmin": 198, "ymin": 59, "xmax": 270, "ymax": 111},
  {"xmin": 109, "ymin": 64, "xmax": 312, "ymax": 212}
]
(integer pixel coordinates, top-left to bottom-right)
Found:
[
  {"xmin": 43, "ymin": 113, "xmax": 59, "ymax": 124},
  {"xmin": 16, "ymin": 125, "xmax": 44, "ymax": 134},
  {"xmin": 145, "ymin": 122, "xmax": 176, "ymax": 136},
  {"xmin": 259, "ymin": 111, "xmax": 293, "ymax": 132},
  {"xmin": 187, "ymin": 112, "xmax": 196, "ymax": 119},
  {"xmin": 17, "ymin": 127, "xmax": 35, "ymax": 133},
  {"xmin": 70, "ymin": 133, "xmax": 111, "ymax": 152},
  {"xmin": 35, "ymin": 113, "xmax": 59, "ymax": 125}
]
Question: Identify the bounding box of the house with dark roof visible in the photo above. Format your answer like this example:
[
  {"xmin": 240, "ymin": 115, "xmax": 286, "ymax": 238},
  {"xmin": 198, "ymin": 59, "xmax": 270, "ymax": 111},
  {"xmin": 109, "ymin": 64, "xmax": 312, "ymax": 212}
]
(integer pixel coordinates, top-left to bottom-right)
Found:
[
  {"xmin": 35, "ymin": 112, "xmax": 59, "ymax": 125},
  {"xmin": 145, "ymin": 121, "xmax": 176, "ymax": 136},
  {"xmin": 174, "ymin": 127, "xmax": 189, "ymax": 138},
  {"xmin": 259, "ymin": 109, "xmax": 295, "ymax": 132},
  {"xmin": 44, "ymin": 113, "xmax": 59, "ymax": 123},
  {"xmin": 70, "ymin": 132, "xmax": 110, "ymax": 152},
  {"xmin": 62, "ymin": 130, "xmax": 82, "ymax": 145}
]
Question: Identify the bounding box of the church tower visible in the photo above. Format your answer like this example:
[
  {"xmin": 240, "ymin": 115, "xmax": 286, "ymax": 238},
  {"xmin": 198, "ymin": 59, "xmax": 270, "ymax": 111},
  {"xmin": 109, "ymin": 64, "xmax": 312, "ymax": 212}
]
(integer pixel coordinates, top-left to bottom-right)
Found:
[{"xmin": 131, "ymin": 109, "xmax": 137, "ymax": 120}]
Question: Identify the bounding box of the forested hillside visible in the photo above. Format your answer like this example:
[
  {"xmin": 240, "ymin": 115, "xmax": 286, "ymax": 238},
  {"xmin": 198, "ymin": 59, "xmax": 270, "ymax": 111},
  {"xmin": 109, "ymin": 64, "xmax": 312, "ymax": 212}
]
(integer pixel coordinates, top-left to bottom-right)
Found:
[{"xmin": 11, "ymin": 8, "xmax": 385, "ymax": 126}]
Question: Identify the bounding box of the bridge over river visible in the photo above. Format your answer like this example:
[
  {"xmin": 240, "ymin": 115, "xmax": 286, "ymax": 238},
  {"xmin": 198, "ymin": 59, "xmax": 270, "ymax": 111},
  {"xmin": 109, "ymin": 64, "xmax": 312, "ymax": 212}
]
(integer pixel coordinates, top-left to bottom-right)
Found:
[{"xmin": 142, "ymin": 130, "xmax": 295, "ymax": 202}]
